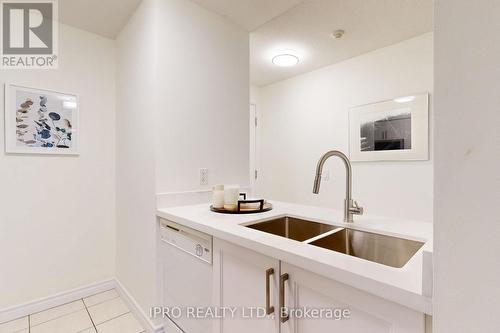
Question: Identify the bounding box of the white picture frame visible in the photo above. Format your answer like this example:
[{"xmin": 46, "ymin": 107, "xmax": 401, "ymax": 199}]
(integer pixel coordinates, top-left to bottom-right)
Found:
[
  {"xmin": 349, "ymin": 93, "xmax": 429, "ymax": 162},
  {"xmin": 4, "ymin": 84, "xmax": 79, "ymax": 155}
]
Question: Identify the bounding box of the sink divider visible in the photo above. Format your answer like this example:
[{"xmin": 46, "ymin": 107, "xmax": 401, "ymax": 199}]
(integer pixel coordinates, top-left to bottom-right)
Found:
[{"xmin": 302, "ymin": 227, "xmax": 345, "ymax": 244}]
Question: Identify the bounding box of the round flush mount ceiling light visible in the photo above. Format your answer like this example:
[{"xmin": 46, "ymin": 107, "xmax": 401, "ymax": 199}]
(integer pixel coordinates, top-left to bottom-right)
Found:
[
  {"xmin": 394, "ymin": 95, "xmax": 416, "ymax": 103},
  {"xmin": 272, "ymin": 54, "xmax": 300, "ymax": 67},
  {"xmin": 332, "ymin": 29, "xmax": 345, "ymax": 39}
]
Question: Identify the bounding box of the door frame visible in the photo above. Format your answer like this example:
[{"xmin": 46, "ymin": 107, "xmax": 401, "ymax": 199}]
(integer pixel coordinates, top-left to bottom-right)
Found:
[{"xmin": 249, "ymin": 103, "xmax": 261, "ymax": 195}]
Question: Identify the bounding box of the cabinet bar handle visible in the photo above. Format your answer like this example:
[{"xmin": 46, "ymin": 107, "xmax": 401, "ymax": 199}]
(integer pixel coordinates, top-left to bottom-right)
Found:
[
  {"xmin": 279, "ymin": 273, "xmax": 289, "ymax": 323},
  {"xmin": 265, "ymin": 268, "xmax": 275, "ymax": 315}
]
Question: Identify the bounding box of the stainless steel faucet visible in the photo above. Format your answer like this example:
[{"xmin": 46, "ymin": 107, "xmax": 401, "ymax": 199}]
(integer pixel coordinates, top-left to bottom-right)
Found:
[{"xmin": 312, "ymin": 150, "xmax": 363, "ymax": 223}]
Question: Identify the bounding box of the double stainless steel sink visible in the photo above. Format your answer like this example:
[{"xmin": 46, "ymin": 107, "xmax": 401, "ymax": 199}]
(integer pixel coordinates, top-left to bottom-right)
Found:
[{"xmin": 244, "ymin": 216, "xmax": 424, "ymax": 268}]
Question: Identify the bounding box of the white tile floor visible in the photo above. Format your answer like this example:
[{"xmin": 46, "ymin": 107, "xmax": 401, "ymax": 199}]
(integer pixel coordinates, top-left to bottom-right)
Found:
[{"xmin": 0, "ymin": 289, "xmax": 145, "ymax": 333}]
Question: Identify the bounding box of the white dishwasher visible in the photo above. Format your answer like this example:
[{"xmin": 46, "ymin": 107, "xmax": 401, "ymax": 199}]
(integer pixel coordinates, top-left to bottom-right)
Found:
[{"xmin": 159, "ymin": 219, "xmax": 213, "ymax": 333}]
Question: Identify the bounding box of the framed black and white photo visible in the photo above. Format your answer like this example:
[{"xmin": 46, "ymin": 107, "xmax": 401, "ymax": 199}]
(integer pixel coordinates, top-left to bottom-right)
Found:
[
  {"xmin": 4, "ymin": 84, "xmax": 79, "ymax": 155},
  {"xmin": 349, "ymin": 93, "xmax": 429, "ymax": 162}
]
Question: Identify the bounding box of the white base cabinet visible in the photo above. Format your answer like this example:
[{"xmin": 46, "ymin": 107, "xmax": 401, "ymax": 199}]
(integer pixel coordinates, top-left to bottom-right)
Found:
[
  {"xmin": 280, "ymin": 262, "xmax": 425, "ymax": 333},
  {"xmin": 212, "ymin": 239, "xmax": 425, "ymax": 333},
  {"xmin": 212, "ymin": 239, "xmax": 280, "ymax": 333},
  {"xmin": 159, "ymin": 228, "xmax": 426, "ymax": 333}
]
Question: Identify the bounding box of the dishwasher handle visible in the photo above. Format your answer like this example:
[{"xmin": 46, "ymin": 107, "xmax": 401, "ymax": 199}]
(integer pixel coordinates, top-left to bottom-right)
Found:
[{"xmin": 160, "ymin": 219, "xmax": 213, "ymax": 264}]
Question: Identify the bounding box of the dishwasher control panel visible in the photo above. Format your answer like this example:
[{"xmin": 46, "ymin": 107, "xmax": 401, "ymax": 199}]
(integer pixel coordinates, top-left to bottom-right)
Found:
[{"xmin": 160, "ymin": 219, "xmax": 213, "ymax": 264}]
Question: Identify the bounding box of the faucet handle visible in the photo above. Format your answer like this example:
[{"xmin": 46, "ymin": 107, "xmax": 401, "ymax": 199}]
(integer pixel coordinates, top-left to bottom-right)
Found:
[{"xmin": 351, "ymin": 200, "xmax": 364, "ymax": 215}]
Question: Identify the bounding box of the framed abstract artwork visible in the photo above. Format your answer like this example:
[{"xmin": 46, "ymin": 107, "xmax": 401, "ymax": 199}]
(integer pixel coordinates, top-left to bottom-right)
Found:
[
  {"xmin": 4, "ymin": 84, "xmax": 79, "ymax": 155},
  {"xmin": 349, "ymin": 93, "xmax": 429, "ymax": 162}
]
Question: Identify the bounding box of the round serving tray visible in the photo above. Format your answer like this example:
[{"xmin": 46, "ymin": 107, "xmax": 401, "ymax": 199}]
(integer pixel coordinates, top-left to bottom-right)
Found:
[{"xmin": 210, "ymin": 200, "xmax": 273, "ymax": 214}]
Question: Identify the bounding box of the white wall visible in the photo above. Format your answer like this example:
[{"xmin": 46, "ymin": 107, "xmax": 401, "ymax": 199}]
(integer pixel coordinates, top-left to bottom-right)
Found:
[
  {"xmin": 154, "ymin": 0, "xmax": 249, "ymax": 192},
  {"xmin": 434, "ymin": 1, "xmax": 500, "ymax": 331},
  {"xmin": 116, "ymin": 0, "xmax": 249, "ymax": 315},
  {"xmin": 257, "ymin": 33, "xmax": 434, "ymax": 222},
  {"xmin": 0, "ymin": 24, "xmax": 116, "ymax": 309},
  {"xmin": 251, "ymin": 85, "xmax": 261, "ymax": 106},
  {"xmin": 115, "ymin": 0, "xmax": 158, "ymax": 317}
]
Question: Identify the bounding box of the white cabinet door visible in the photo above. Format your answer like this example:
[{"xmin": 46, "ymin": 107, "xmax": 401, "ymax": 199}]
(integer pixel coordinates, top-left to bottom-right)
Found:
[
  {"xmin": 213, "ymin": 239, "xmax": 280, "ymax": 333},
  {"xmin": 280, "ymin": 262, "xmax": 425, "ymax": 333}
]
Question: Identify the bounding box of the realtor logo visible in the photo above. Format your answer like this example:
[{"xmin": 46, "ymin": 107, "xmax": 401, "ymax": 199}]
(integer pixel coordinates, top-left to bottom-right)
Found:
[{"xmin": 1, "ymin": 0, "xmax": 58, "ymax": 68}]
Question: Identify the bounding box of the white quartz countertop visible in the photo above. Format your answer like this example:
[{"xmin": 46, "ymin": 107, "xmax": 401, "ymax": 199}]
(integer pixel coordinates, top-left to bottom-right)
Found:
[{"xmin": 156, "ymin": 201, "xmax": 433, "ymax": 314}]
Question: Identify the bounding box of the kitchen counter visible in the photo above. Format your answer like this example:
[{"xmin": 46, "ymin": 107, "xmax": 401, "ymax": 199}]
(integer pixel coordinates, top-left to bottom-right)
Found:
[{"xmin": 156, "ymin": 201, "xmax": 433, "ymax": 314}]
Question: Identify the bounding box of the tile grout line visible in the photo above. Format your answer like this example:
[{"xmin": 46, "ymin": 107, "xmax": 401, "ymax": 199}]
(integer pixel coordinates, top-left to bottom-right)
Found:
[
  {"xmin": 31, "ymin": 298, "xmax": 85, "ymax": 316},
  {"xmin": 27, "ymin": 290, "xmax": 118, "ymax": 330},
  {"xmin": 83, "ymin": 298, "xmax": 98, "ymax": 333},
  {"xmin": 92, "ymin": 310, "xmax": 132, "ymax": 328},
  {"xmin": 84, "ymin": 294, "xmax": 120, "ymax": 309},
  {"xmin": 5, "ymin": 291, "xmax": 136, "ymax": 333},
  {"xmin": 85, "ymin": 293, "xmax": 129, "ymax": 329},
  {"xmin": 86, "ymin": 293, "xmax": 146, "ymax": 333},
  {"xmin": 2, "ymin": 316, "xmax": 30, "ymax": 333},
  {"xmin": 29, "ymin": 304, "xmax": 85, "ymax": 329},
  {"xmin": 1, "ymin": 291, "xmax": 119, "ymax": 333}
]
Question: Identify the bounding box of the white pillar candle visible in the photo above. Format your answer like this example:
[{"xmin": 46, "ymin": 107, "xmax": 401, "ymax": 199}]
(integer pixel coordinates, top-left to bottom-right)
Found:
[
  {"xmin": 224, "ymin": 185, "xmax": 240, "ymax": 211},
  {"xmin": 212, "ymin": 185, "xmax": 225, "ymax": 209}
]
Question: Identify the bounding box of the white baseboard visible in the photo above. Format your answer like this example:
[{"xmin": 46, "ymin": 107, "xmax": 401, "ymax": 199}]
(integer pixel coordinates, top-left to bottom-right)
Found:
[
  {"xmin": 114, "ymin": 279, "xmax": 164, "ymax": 333},
  {"xmin": 0, "ymin": 278, "xmax": 164, "ymax": 333},
  {"xmin": 0, "ymin": 278, "xmax": 115, "ymax": 324}
]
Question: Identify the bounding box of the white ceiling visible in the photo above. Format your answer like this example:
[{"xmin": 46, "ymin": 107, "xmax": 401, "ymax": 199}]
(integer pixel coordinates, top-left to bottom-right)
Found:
[
  {"xmin": 250, "ymin": 0, "xmax": 434, "ymax": 86},
  {"xmin": 191, "ymin": 0, "xmax": 303, "ymax": 31},
  {"xmin": 59, "ymin": 0, "xmax": 142, "ymax": 38},
  {"xmin": 58, "ymin": 0, "xmax": 433, "ymax": 86},
  {"xmin": 58, "ymin": 0, "xmax": 301, "ymax": 38}
]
